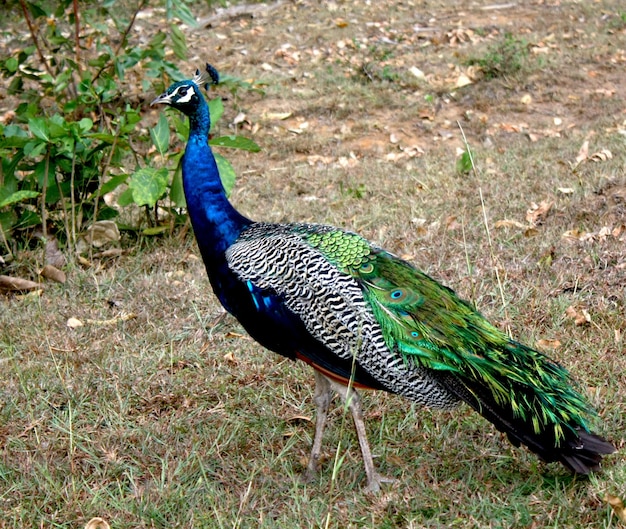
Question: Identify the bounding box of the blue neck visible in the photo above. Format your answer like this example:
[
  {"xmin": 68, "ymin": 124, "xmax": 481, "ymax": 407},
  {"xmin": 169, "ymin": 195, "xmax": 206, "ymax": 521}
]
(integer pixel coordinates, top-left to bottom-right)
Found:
[{"xmin": 182, "ymin": 100, "xmax": 251, "ymax": 261}]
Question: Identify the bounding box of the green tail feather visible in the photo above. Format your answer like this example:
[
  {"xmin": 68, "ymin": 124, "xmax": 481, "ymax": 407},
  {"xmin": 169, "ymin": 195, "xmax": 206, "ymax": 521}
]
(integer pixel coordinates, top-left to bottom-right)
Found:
[
  {"xmin": 303, "ymin": 227, "xmax": 613, "ymax": 469},
  {"xmin": 355, "ymin": 248, "xmax": 593, "ymax": 443}
]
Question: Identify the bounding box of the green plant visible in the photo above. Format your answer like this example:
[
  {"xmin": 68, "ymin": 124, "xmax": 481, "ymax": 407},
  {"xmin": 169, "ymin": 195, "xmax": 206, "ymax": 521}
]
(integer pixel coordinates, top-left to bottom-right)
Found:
[
  {"xmin": 467, "ymin": 33, "xmax": 529, "ymax": 80},
  {"xmin": 0, "ymin": 0, "xmax": 259, "ymax": 255},
  {"xmin": 124, "ymin": 93, "xmax": 260, "ymax": 235}
]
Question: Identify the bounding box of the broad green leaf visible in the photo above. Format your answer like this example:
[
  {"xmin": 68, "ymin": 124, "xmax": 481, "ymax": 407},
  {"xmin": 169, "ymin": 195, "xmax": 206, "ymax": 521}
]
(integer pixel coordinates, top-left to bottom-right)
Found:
[
  {"xmin": 168, "ymin": 1, "xmax": 197, "ymax": 28},
  {"xmin": 24, "ymin": 140, "xmax": 46, "ymax": 158},
  {"xmin": 143, "ymin": 226, "xmax": 169, "ymax": 236},
  {"xmin": 169, "ymin": 164, "xmax": 186, "ymax": 208},
  {"xmin": 456, "ymin": 148, "xmax": 474, "ymax": 174},
  {"xmin": 3, "ymin": 125, "xmax": 29, "ymax": 138},
  {"xmin": 150, "ymin": 114, "xmax": 170, "ymax": 157},
  {"xmin": 117, "ymin": 187, "xmax": 134, "ymax": 207},
  {"xmin": 90, "ymin": 173, "xmax": 128, "ymax": 199},
  {"xmin": 78, "ymin": 118, "xmax": 94, "ymax": 133},
  {"xmin": 28, "ymin": 117, "xmax": 50, "ymax": 142},
  {"xmin": 170, "ymin": 24, "xmax": 188, "ymax": 61},
  {"xmin": 0, "ymin": 190, "xmax": 40, "ymax": 209},
  {"xmin": 214, "ymin": 152, "xmax": 236, "ymax": 198},
  {"xmin": 207, "ymin": 98, "xmax": 224, "ymax": 133},
  {"xmin": 129, "ymin": 167, "xmax": 169, "ymax": 207},
  {"xmin": 210, "ymin": 135, "xmax": 261, "ymax": 152},
  {"xmin": 5, "ymin": 57, "xmax": 18, "ymax": 73},
  {"xmin": 47, "ymin": 116, "xmax": 68, "ymax": 139}
]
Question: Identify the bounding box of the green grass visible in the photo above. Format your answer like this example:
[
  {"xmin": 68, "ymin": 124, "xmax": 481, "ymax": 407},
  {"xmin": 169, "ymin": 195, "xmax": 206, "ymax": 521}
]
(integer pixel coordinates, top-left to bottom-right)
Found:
[{"xmin": 1, "ymin": 0, "xmax": 626, "ymax": 527}]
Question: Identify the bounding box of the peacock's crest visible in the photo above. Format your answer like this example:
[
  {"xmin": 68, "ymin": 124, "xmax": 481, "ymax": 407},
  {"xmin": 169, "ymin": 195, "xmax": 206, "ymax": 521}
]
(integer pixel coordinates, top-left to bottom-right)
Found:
[{"xmin": 192, "ymin": 63, "xmax": 220, "ymax": 89}]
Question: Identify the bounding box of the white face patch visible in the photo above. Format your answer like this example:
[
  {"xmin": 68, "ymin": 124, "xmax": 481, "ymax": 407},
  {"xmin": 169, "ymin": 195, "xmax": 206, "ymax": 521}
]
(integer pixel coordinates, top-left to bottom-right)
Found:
[{"xmin": 172, "ymin": 85, "xmax": 195, "ymax": 104}]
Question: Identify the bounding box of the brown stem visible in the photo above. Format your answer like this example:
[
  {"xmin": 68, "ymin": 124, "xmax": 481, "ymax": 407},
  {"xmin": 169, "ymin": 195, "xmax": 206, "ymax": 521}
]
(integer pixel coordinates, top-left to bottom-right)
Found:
[
  {"xmin": 72, "ymin": 0, "xmax": 81, "ymax": 74},
  {"xmin": 41, "ymin": 149, "xmax": 50, "ymax": 240},
  {"xmin": 18, "ymin": 0, "xmax": 54, "ymax": 78}
]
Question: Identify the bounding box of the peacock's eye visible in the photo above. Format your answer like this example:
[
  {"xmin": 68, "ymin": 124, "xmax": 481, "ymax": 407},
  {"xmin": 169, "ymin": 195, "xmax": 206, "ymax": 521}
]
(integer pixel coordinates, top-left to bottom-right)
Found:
[{"xmin": 178, "ymin": 87, "xmax": 188, "ymax": 96}]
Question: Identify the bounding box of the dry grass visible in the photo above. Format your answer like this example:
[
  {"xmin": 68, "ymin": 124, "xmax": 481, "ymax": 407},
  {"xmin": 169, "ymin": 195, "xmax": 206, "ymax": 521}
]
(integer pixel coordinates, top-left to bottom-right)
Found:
[{"xmin": 1, "ymin": 0, "xmax": 626, "ymax": 527}]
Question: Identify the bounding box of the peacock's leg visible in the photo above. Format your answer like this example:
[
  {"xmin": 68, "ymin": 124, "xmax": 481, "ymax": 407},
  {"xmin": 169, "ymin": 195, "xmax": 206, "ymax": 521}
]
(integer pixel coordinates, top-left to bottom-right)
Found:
[
  {"xmin": 325, "ymin": 376, "xmax": 396, "ymax": 494},
  {"xmin": 304, "ymin": 370, "xmax": 334, "ymax": 482}
]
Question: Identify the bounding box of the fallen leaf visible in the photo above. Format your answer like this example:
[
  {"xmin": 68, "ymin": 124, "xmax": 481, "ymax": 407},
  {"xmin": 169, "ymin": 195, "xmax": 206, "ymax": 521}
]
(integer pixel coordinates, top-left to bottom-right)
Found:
[
  {"xmin": 232, "ymin": 112, "xmax": 246, "ymax": 125},
  {"xmin": 67, "ymin": 317, "xmax": 84, "ymax": 328},
  {"xmin": 494, "ymin": 219, "xmax": 528, "ymax": 230},
  {"xmin": 45, "ymin": 238, "xmax": 66, "ymax": 268},
  {"xmin": 286, "ymin": 415, "xmax": 312, "ymax": 423},
  {"xmin": 575, "ymin": 140, "xmax": 589, "ymax": 164},
  {"xmin": 40, "ymin": 264, "xmax": 66, "ymax": 284},
  {"xmin": 536, "ymin": 339, "xmax": 562, "ymax": 349},
  {"xmin": 264, "ymin": 112, "xmax": 292, "ymax": 120},
  {"xmin": 455, "ymin": 73, "xmax": 472, "ymax": 88},
  {"xmin": 86, "ymin": 220, "xmax": 120, "ymax": 248},
  {"xmin": 409, "ymin": 66, "xmax": 425, "ymax": 79},
  {"xmin": 0, "ymin": 275, "xmax": 42, "ymax": 291},
  {"xmin": 589, "ymin": 148, "xmax": 612, "ymax": 162},
  {"xmin": 223, "ymin": 352, "xmax": 238, "ymax": 364},
  {"xmin": 85, "ymin": 518, "xmax": 110, "ymax": 529},
  {"xmin": 526, "ymin": 200, "xmax": 553, "ymax": 225},
  {"xmin": 605, "ymin": 493, "xmax": 626, "ymax": 523},
  {"xmin": 565, "ymin": 305, "xmax": 591, "ymax": 326}
]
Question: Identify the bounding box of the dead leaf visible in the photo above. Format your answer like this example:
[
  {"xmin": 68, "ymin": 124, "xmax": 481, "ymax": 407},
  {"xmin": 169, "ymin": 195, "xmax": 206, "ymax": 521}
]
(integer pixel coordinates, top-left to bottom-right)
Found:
[
  {"xmin": 536, "ymin": 339, "xmax": 562, "ymax": 349},
  {"xmin": 589, "ymin": 148, "xmax": 612, "ymax": 162},
  {"xmin": 455, "ymin": 73, "xmax": 472, "ymax": 88},
  {"xmin": 223, "ymin": 352, "xmax": 238, "ymax": 364},
  {"xmin": 86, "ymin": 220, "xmax": 120, "ymax": 248},
  {"xmin": 85, "ymin": 518, "xmax": 111, "ymax": 529},
  {"xmin": 575, "ymin": 140, "xmax": 589, "ymax": 164},
  {"xmin": 0, "ymin": 275, "xmax": 42, "ymax": 291},
  {"xmin": 67, "ymin": 317, "xmax": 84, "ymax": 328},
  {"xmin": 562, "ymin": 229, "xmax": 585, "ymax": 241},
  {"xmin": 557, "ymin": 187, "xmax": 575, "ymax": 194},
  {"xmin": 565, "ymin": 305, "xmax": 591, "ymax": 326},
  {"xmin": 494, "ymin": 219, "xmax": 529, "ymax": 229},
  {"xmin": 40, "ymin": 264, "xmax": 66, "ymax": 284},
  {"xmin": 45, "ymin": 238, "xmax": 66, "ymax": 268},
  {"xmin": 605, "ymin": 493, "xmax": 626, "ymax": 523},
  {"xmin": 409, "ymin": 66, "xmax": 425, "ymax": 79},
  {"xmin": 286, "ymin": 415, "xmax": 312, "ymax": 423},
  {"xmin": 232, "ymin": 112, "xmax": 246, "ymax": 125},
  {"xmin": 264, "ymin": 112, "xmax": 292, "ymax": 121},
  {"xmin": 525, "ymin": 200, "xmax": 553, "ymax": 225}
]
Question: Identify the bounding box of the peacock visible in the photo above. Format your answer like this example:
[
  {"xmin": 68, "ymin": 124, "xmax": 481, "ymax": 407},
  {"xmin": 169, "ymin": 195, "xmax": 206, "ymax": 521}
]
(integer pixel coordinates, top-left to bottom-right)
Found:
[{"xmin": 151, "ymin": 64, "xmax": 615, "ymax": 492}]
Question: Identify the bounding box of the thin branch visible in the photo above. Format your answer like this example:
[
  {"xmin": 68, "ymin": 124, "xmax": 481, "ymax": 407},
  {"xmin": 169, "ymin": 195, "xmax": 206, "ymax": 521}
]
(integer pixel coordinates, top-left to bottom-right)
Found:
[
  {"xmin": 41, "ymin": 148, "xmax": 50, "ymax": 240},
  {"xmin": 72, "ymin": 0, "xmax": 81, "ymax": 75},
  {"xmin": 18, "ymin": 0, "xmax": 54, "ymax": 78}
]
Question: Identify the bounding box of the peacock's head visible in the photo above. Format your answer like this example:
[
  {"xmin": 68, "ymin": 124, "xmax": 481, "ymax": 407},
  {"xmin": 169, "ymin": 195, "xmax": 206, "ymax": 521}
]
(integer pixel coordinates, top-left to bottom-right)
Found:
[{"xmin": 151, "ymin": 63, "xmax": 219, "ymax": 115}]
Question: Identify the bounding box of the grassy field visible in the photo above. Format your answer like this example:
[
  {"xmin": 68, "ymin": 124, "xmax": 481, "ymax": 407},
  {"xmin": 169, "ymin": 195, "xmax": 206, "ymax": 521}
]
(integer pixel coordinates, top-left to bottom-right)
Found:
[{"xmin": 1, "ymin": 1, "xmax": 625, "ymax": 527}]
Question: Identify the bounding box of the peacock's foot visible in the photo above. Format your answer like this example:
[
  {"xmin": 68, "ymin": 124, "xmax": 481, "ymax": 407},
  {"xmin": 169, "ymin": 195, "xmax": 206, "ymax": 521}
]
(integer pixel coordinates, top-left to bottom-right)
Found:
[{"xmin": 364, "ymin": 471, "xmax": 397, "ymax": 494}]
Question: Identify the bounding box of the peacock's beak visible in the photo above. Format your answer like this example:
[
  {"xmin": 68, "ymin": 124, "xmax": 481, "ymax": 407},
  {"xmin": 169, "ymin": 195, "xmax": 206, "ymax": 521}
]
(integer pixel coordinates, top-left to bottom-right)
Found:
[{"xmin": 151, "ymin": 93, "xmax": 172, "ymax": 106}]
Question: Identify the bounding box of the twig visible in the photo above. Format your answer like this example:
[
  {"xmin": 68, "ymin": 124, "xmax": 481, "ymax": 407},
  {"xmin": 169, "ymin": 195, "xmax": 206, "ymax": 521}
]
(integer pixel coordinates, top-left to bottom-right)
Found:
[
  {"xmin": 18, "ymin": 0, "xmax": 54, "ymax": 78},
  {"xmin": 72, "ymin": 0, "xmax": 81, "ymax": 74}
]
